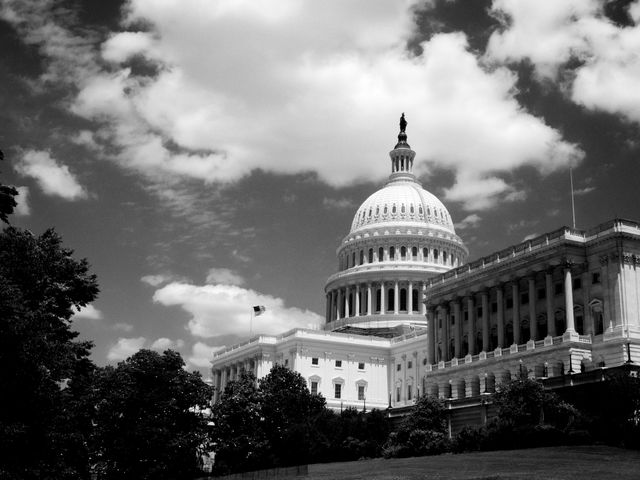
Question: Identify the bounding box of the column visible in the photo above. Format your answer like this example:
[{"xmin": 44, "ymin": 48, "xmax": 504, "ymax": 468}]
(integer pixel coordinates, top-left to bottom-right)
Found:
[
  {"xmin": 421, "ymin": 283, "xmax": 427, "ymax": 315},
  {"xmin": 444, "ymin": 307, "xmax": 451, "ymax": 360},
  {"xmin": 336, "ymin": 289, "xmax": 342, "ymax": 320},
  {"xmin": 546, "ymin": 271, "xmax": 556, "ymax": 336},
  {"xmin": 467, "ymin": 296, "xmax": 475, "ymax": 356},
  {"xmin": 325, "ymin": 294, "xmax": 331, "ymax": 322},
  {"xmin": 380, "ymin": 282, "xmax": 386, "ymax": 314},
  {"xmin": 355, "ymin": 285, "xmax": 361, "ymax": 316},
  {"xmin": 408, "ymin": 281, "xmax": 413, "ymax": 313},
  {"xmin": 482, "ymin": 292, "xmax": 489, "ymax": 352},
  {"xmin": 453, "ymin": 300, "xmax": 461, "ymax": 359},
  {"xmin": 582, "ymin": 271, "xmax": 592, "ymax": 335},
  {"xmin": 394, "ymin": 280, "xmax": 399, "ymax": 314},
  {"xmin": 512, "ymin": 282, "xmax": 520, "ymax": 345},
  {"xmin": 427, "ymin": 307, "xmax": 436, "ymax": 364},
  {"xmin": 344, "ymin": 286, "xmax": 350, "ymax": 318},
  {"xmin": 564, "ymin": 265, "xmax": 576, "ymax": 333},
  {"xmin": 497, "ymin": 286, "xmax": 504, "ymax": 348},
  {"xmin": 528, "ymin": 277, "xmax": 537, "ymax": 341},
  {"xmin": 367, "ymin": 283, "xmax": 372, "ymax": 315}
]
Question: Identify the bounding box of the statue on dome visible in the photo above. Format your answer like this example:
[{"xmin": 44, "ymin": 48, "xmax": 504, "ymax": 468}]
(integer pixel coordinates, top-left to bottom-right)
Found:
[{"xmin": 399, "ymin": 113, "xmax": 407, "ymax": 133}]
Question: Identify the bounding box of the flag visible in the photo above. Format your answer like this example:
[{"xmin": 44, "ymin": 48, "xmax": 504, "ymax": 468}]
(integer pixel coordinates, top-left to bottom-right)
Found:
[{"xmin": 253, "ymin": 305, "xmax": 266, "ymax": 316}]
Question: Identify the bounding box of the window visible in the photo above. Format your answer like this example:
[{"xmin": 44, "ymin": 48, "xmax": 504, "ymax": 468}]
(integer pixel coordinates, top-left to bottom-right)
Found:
[
  {"xmin": 506, "ymin": 298, "xmax": 513, "ymax": 309},
  {"xmin": 443, "ymin": 251, "xmax": 448, "ymax": 263},
  {"xmin": 358, "ymin": 385, "xmax": 365, "ymax": 401},
  {"xmin": 335, "ymin": 360, "xmax": 342, "ymax": 368},
  {"xmin": 390, "ymin": 246, "xmax": 395, "ymax": 260},
  {"xmin": 311, "ymin": 357, "xmax": 319, "ymax": 365},
  {"xmin": 555, "ymin": 283, "xmax": 563, "ymax": 295},
  {"xmin": 521, "ymin": 292, "xmax": 529, "ymax": 304},
  {"xmin": 423, "ymin": 247, "xmax": 428, "ymax": 260},
  {"xmin": 359, "ymin": 250, "xmax": 364, "ymax": 265},
  {"xmin": 311, "ymin": 381, "xmax": 318, "ymax": 395},
  {"xmin": 422, "ymin": 358, "xmax": 427, "ymax": 365},
  {"xmin": 433, "ymin": 249, "xmax": 439, "ymax": 261},
  {"xmin": 491, "ymin": 302, "xmax": 497, "ymax": 313},
  {"xmin": 368, "ymin": 248, "xmax": 373, "ymax": 263},
  {"xmin": 397, "ymin": 363, "xmax": 401, "ymax": 371},
  {"xmin": 358, "ymin": 362, "xmax": 365, "ymax": 370},
  {"xmin": 537, "ymin": 288, "xmax": 546, "ymax": 300},
  {"xmin": 464, "ymin": 311, "xmax": 468, "ymax": 321},
  {"xmin": 573, "ymin": 278, "xmax": 582, "ymax": 290},
  {"xmin": 401, "ymin": 246, "xmax": 407, "ymax": 260},
  {"xmin": 412, "ymin": 246, "xmax": 418, "ymax": 260},
  {"xmin": 407, "ymin": 360, "xmax": 413, "ymax": 369},
  {"xmin": 396, "ymin": 386, "xmax": 401, "ymax": 402},
  {"xmin": 334, "ymin": 383, "xmax": 342, "ymax": 399},
  {"xmin": 378, "ymin": 247, "xmax": 384, "ymax": 261},
  {"xmin": 407, "ymin": 385, "xmax": 412, "ymax": 400},
  {"xmin": 592, "ymin": 272, "xmax": 601, "ymax": 284}
]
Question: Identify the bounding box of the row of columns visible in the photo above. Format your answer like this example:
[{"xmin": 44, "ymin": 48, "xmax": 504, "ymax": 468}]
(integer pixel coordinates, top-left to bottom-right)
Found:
[
  {"xmin": 212, "ymin": 357, "xmax": 259, "ymax": 402},
  {"xmin": 340, "ymin": 244, "xmax": 462, "ymax": 271},
  {"xmin": 326, "ymin": 281, "xmax": 428, "ymax": 322},
  {"xmin": 426, "ymin": 266, "xmax": 579, "ymax": 364}
]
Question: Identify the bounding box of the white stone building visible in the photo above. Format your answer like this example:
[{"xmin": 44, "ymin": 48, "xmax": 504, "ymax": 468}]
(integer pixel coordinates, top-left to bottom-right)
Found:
[{"xmin": 211, "ymin": 118, "xmax": 640, "ymax": 420}]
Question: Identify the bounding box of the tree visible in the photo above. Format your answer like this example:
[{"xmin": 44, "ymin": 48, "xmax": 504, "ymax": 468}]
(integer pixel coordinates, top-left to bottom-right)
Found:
[
  {"xmin": 210, "ymin": 371, "xmax": 268, "ymax": 474},
  {"xmin": 90, "ymin": 349, "xmax": 213, "ymax": 480},
  {"xmin": 0, "ymin": 149, "xmax": 18, "ymax": 224},
  {"xmin": 259, "ymin": 364, "xmax": 327, "ymax": 467},
  {"xmin": 0, "ymin": 226, "xmax": 99, "ymax": 479},
  {"xmin": 383, "ymin": 395, "xmax": 449, "ymax": 458}
]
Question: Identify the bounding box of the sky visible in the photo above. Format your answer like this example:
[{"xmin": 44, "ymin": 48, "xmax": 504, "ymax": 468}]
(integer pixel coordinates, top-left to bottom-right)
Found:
[{"xmin": 2, "ymin": 0, "xmax": 640, "ymax": 376}]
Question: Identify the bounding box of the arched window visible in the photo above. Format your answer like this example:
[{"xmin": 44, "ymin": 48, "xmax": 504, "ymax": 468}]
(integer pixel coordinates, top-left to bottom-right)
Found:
[
  {"xmin": 433, "ymin": 249, "xmax": 439, "ymax": 261},
  {"xmin": 368, "ymin": 248, "xmax": 373, "ymax": 263},
  {"xmin": 401, "ymin": 204, "xmax": 405, "ymax": 213},
  {"xmin": 387, "ymin": 288, "xmax": 395, "ymax": 311},
  {"xmin": 384, "ymin": 205, "xmax": 388, "ymax": 214},
  {"xmin": 359, "ymin": 250, "xmax": 364, "ymax": 265},
  {"xmin": 410, "ymin": 205, "xmax": 414, "ymax": 214},
  {"xmin": 537, "ymin": 314, "xmax": 548, "ymax": 338},
  {"xmin": 400, "ymin": 288, "xmax": 407, "ymax": 311},
  {"xmin": 345, "ymin": 255, "xmax": 349, "ymax": 269},
  {"xmin": 392, "ymin": 205, "xmax": 397, "ymax": 214},
  {"xmin": 400, "ymin": 246, "xmax": 407, "ymax": 260},
  {"xmin": 378, "ymin": 247, "xmax": 384, "ymax": 261},
  {"xmin": 389, "ymin": 246, "xmax": 395, "ymax": 260},
  {"xmin": 352, "ymin": 252, "xmax": 356, "ymax": 267},
  {"xmin": 554, "ymin": 309, "xmax": 566, "ymax": 335},
  {"xmin": 376, "ymin": 206, "xmax": 379, "ymax": 215},
  {"xmin": 590, "ymin": 299, "xmax": 604, "ymax": 335},
  {"xmin": 376, "ymin": 288, "xmax": 381, "ymax": 312},
  {"xmin": 412, "ymin": 289, "xmax": 419, "ymax": 312},
  {"xmin": 419, "ymin": 206, "xmax": 423, "ymax": 215},
  {"xmin": 574, "ymin": 305, "xmax": 584, "ymax": 334},
  {"xmin": 412, "ymin": 246, "xmax": 418, "ymax": 260},
  {"xmin": 368, "ymin": 208, "xmax": 372, "ymax": 218},
  {"xmin": 423, "ymin": 247, "xmax": 428, "ymax": 260},
  {"xmin": 443, "ymin": 251, "xmax": 448, "ymax": 263}
]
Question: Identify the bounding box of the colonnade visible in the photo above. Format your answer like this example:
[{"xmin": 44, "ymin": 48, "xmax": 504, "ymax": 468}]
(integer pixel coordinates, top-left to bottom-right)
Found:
[
  {"xmin": 425, "ymin": 265, "xmax": 588, "ymax": 364},
  {"xmin": 326, "ymin": 280, "xmax": 428, "ymax": 322},
  {"xmin": 211, "ymin": 357, "xmax": 260, "ymax": 402},
  {"xmin": 338, "ymin": 242, "xmax": 463, "ymax": 271}
]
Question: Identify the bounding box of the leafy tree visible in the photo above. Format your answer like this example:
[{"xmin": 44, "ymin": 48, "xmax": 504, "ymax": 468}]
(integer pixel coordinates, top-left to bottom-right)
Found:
[
  {"xmin": 210, "ymin": 371, "xmax": 268, "ymax": 474},
  {"xmin": 0, "ymin": 226, "xmax": 99, "ymax": 479},
  {"xmin": 383, "ymin": 395, "xmax": 449, "ymax": 458},
  {"xmin": 0, "ymin": 149, "xmax": 18, "ymax": 224},
  {"xmin": 259, "ymin": 364, "xmax": 326, "ymax": 466},
  {"xmin": 90, "ymin": 349, "xmax": 212, "ymax": 480}
]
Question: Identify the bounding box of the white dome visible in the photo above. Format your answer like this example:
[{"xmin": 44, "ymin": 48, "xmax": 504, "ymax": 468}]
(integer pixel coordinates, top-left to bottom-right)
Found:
[{"xmin": 350, "ymin": 178, "xmax": 455, "ymax": 234}]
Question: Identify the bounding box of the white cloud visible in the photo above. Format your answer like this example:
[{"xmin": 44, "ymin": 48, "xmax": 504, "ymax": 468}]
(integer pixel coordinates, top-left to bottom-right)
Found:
[
  {"xmin": 323, "ymin": 197, "xmax": 355, "ymax": 209},
  {"xmin": 14, "ymin": 186, "xmax": 30, "ymax": 215},
  {"xmin": 72, "ymin": 304, "xmax": 103, "ymax": 321},
  {"xmin": 107, "ymin": 336, "xmax": 147, "ymax": 361},
  {"xmin": 205, "ymin": 268, "xmax": 245, "ymax": 286},
  {"xmin": 574, "ymin": 186, "xmax": 595, "ymax": 196},
  {"xmin": 141, "ymin": 274, "xmax": 172, "ymax": 287},
  {"xmin": 153, "ymin": 282, "xmax": 323, "ymax": 338},
  {"xmin": 454, "ymin": 213, "xmax": 481, "ymax": 230},
  {"xmin": 188, "ymin": 342, "xmax": 226, "ymax": 369},
  {"xmin": 150, "ymin": 337, "xmax": 185, "ymax": 351},
  {"xmin": 0, "ymin": 0, "xmax": 584, "ymax": 211},
  {"xmin": 15, "ymin": 150, "xmax": 87, "ymax": 200},
  {"xmin": 487, "ymin": 0, "xmax": 640, "ymax": 124}
]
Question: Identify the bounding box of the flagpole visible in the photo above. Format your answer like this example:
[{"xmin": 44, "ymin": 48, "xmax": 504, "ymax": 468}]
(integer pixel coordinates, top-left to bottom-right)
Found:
[{"xmin": 570, "ymin": 166, "xmax": 576, "ymax": 229}]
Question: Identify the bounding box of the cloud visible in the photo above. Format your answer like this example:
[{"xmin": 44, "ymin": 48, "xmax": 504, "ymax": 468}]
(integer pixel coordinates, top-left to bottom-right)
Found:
[
  {"xmin": 323, "ymin": 197, "xmax": 355, "ymax": 209},
  {"xmin": 107, "ymin": 337, "xmax": 147, "ymax": 361},
  {"xmin": 3, "ymin": 0, "xmax": 583, "ymax": 211},
  {"xmin": 150, "ymin": 337, "xmax": 185, "ymax": 351},
  {"xmin": 522, "ymin": 233, "xmax": 539, "ymax": 242},
  {"xmin": 188, "ymin": 342, "xmax": 226, "ymax": 369},
  {"xmin": 205, "ymin": 268, "xmax": 245, "ymax": 286},
  {"xmin": 72, "ymin": 304, "xmax": 103, "ymax": 321},
  {"xmin": 14, "ymin": 186, "xmax": 30, "ymax": 215},
  {"xmin": 574, "ymin": 186, "xmax": 595, "ymax": 196},
  {"xmin": 454, "ymin": 213, "xmax": 481, "ymax": 230},
  {"xmin": 141, "ymin": 274, "xmax": 173, "ymax": 287},
  {"xmin": 153, "ymin": 282, "xmax": 323, "ymax": 338},
  {"xmin": 15, "ymin": 150, "xmax": 87, "ymax": 200},
  {"xmin": 113, "ymin": 322, "xmax": 134, "ymax": 332},
  {"xmin": 487, "ymin": 0, "xmax": 640, "ymax": 125}
]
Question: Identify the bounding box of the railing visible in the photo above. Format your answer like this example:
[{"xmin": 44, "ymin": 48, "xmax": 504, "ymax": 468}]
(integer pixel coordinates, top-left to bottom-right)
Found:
[{"xmin": 424, "ymin": 334, "xmax": 592, "ymax": 372}]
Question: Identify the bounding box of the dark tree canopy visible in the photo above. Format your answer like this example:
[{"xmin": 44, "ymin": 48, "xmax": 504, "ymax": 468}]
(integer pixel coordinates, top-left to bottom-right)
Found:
[
  {"xmin": 0, "ymin": 149, "xmax": 18, "ymax": 224},
  {"xmin": 91, "ymin": 349, "xmax": 213, "ymax": 480},
  {"xmin": 0, "ymin": 226, "xmax": 99, "ymax": 479}
]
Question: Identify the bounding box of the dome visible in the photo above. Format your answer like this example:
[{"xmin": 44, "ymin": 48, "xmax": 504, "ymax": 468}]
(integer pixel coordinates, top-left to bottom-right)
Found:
[{"xmin": 350, "ymin": 179, "xmax": 455, "ymax": 235}]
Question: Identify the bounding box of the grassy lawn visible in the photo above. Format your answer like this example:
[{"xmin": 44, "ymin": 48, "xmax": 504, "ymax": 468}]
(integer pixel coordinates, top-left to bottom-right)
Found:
[{"xmin": 305, "ymin": 446, "xmax": 640, "ymax": 480}]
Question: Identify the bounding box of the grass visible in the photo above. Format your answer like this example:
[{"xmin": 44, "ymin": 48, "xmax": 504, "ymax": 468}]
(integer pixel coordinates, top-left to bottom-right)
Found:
[{"xmin": 304, "ymin": 446, "xmax": 640, "ymax": 480}]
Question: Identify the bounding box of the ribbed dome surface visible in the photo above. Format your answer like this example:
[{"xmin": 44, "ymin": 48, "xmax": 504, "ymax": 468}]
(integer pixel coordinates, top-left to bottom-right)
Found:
[{"xmin": 350, "ymin": 179, "xmax": 455, "ymax": 234}]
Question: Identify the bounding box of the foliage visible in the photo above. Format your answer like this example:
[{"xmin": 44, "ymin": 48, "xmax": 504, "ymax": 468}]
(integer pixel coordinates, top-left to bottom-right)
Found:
[
  {"xmin": 0, "ymin": 226, "xmax": 99, "ymax": 479},
  {"xmin": 0, "ymin": 149, "xmax": 18, "ymax": 224},
  {"xmin": 383, "ymin": 395, "xmax": 450, "ymax": 458},
  {"xmin": 90, "ymin": 349, "xmax": 213, "ymax": 480}
]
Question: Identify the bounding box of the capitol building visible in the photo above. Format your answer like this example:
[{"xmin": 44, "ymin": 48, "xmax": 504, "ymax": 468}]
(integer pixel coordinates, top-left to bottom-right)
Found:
[{"xmin": 211, "ymin": 117, "xmax": 640, "ymax": 428}]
